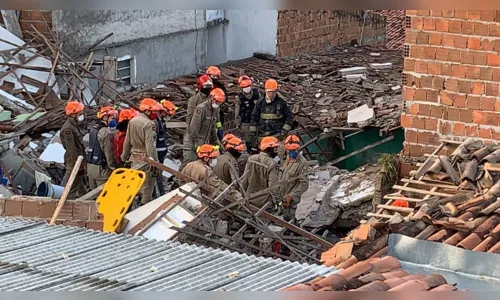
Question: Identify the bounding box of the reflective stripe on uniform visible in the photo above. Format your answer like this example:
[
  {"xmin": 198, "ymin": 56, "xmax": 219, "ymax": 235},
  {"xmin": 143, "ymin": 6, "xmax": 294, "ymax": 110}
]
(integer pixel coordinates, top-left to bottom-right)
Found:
[
  {"xmin": 260, "ymin": 113, "xmax": 282, "ymax": 120},
  {"xmin": 248, "ymin": 159, "xmax": 269, "ymax": 168},
  {"xmin": 156, "ymin": 147, "xmax": 167, "ymax": 151},
  {"xmin": 158, "ymin": 137, "xmax": 165, "ymax": 141},
  {"xmin": 215, "ymin": 121, "xmax": 222, "ymax": 128},
  {"xmin": 282, "ymin": 124, "xmax": 292, "ymax": 131},
  {"xmin": 249, "ymin": 126, "xmax": 257, "ymax": 132}
]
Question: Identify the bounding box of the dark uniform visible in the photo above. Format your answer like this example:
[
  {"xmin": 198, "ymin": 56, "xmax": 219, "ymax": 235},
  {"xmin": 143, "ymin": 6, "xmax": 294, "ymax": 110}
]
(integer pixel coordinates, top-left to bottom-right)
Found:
[
  {"xmin": 60, "ymin": 118, "xmax": 87, "ymax": 198},
  {"xmin": 156, "ymin": 118, "xmax": 167, "ymax": 163},
  {"xmin": 213, "ymin": 80, "xmax": 228, "ymax": 128},
  {"xmin": 85, "ymin": 123, "xmax": 116, "ymax": 189},
  {"xmin": 235, "ymin": 88, "xmax": 260, "ymax": 150},
  {"xmin": 249, "ymin": 95, "xmax": 293, "ymax": 139}
]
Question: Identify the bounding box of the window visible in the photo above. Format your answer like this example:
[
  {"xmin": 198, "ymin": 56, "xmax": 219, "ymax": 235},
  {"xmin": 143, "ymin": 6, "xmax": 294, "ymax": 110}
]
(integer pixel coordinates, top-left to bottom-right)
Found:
[{"xmin": 116, "ymin": 55, "xmax": 135, "ymax": 87}]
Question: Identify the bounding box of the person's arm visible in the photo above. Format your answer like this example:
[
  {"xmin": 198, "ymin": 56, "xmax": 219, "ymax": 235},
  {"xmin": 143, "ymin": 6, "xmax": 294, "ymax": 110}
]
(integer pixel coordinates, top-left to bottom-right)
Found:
[
  {"xmin": 268, "ymin": 162, "xmax": 281, "ymax": 205},
  {"xmin": 61, "ymin": 128, "xmax": 78, "ymax": 170},
  {"xmin": 100, "ymin": 128, "xmax": 117, "ymax": 169},
  {"xmin": 188, "ymin": 106, "xmax": 204, "ymax": 149},
  {"xmin": 145, "ymin": 121, "xmax": 159, "ymax": 161},
  {"xmin": 289, "ymin": 163, "xmax": 309, "ymax": 202},
  {"xmin": 210, "ymin": 109, "xmax": 220, "ymax": 146},
  {"xmin": 121, "ymin": 126, "xmax": 132, "ymax": 162},
  {"xmin": 234, "ymin": 96, "xmax": 241, "ymax": 127},
  {"xmin": 250, "ymin": 101, "xmax": 261, "ymax": 133},
  {"xmin": 282, "ymin": 100, "xmax": 293, "ymax": 134}
]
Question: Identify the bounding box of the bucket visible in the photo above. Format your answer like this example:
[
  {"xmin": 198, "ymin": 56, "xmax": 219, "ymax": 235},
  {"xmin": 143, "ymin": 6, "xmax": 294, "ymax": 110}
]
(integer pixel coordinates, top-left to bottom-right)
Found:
[{"xmin": 36, "ymin": 182, "xmax": 64, "ymax": 199}]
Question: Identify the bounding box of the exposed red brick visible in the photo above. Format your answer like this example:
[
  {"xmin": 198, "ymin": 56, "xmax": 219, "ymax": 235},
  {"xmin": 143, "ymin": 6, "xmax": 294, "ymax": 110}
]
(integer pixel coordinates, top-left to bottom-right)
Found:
[
  {"xmin": 489, "ymin": 23, "xmax": 500, "ymax": 37},
  {"xmin": 410, "ymin": 45, "xmax": 424, "ymax": 59},
  {"xmin": 455, "ymin": 10, "xmax": 469, "ymax": 20},
  {"xmin": 4, "ymin": 199, "xmax": 22, "ymax": 216},
  {"xmin": 493, "ymin": 69, "xmax": 500, "ymax": 82},
  {"xmin": 436, "ymin": 19, "xmax": 449, "ymax": 32},
  {"xmin": 461, "ymin": 21, "xmax": 475, "ymax": 35},
  {"xmin": 466, "ymin": 124, "xmax": 479, "ymax": 137},
  {"xmin": 417, "ymin": 131, "xmax": 430, "ymax": 144},
  {"xmin": 459, "ymin": 80, "xmax": 472, "ymax": 94},
  {"xmin": 460, "ymin": 51, "xmax": 474, "ymax": 64},
  {"xmin": 404, "ymin": 59, "xmax": 416, "ymax": 72},
  {"xmin": 487, "ymin": 53, "xmax": 500, "ymax": 66},
  {"xmin": 86, "ymin": 221, "xmax": 104, "ymax": 231},
  {"xmin": 482, "ymin": 96, "xmax": 496, "ymax": 111},
  {"xmin": 429, "ymin": 33, "xmax": 442, "ymax": 45},
  {"xmin": 22, "ymin": 200, "xmax": 39, "ymax": 218},
  {"xmin": 449, "ymin": 19, "xmax": 462, "ymax": 33},
  {"xmin": 473, "ymin": 111, "xmax": 487, "ymax": 124},
  {"xmin": 39, "ymin": 201, "xmax": 56, "ymax": 218},
  {"xmin": 453, "ymin": 123, "xmax": 465, "ymax": 136},
  {"xmin": 420, "ymin": 76, "xmax": 433, "ymax": 89},
  {"xmin": 442, "ymin": 34, "xmax": 455, "ymax": 47},
  {"xmin": 481, "ymin": 67, "xmax": 494, "ymax": 81},
  {"xmin": 406, "ymin": 130, "xmax": 418, "ymax": 143},
  {"xmin": 432, "ymin": 76, "xmax": 445, "ymax": 90},
  {"xmin": 413, "ymin": 116, "xmax": 426, "ymax": 129},
  {"xmin": 58, "ymin": 202, "xmax": 74, "ymax": 220},
  {"xmin": 426, "ymin": 89, "xmax": 439, "ymax": 102},
  {"xmin": 467, "ymin": 38, "xmax": 481, "ymax": 49},
  {"xmin": 479, "ymin": 127, "xmax": 493, "ymax": 139},
  {"xmin": 448, "ymin": 49, "xmax": 461, "ymax": 62},
  {"xmin": 466, "ymin": 66, "xmax": 481, "ymax": 80},
  {"xmin": 423, "ymin": 47, "xmax": 437, "ymax": 59},
  {"xmin": 452, "ymin": 65, "xmax": 466, "ymax": 78},
  {"xmin": 425, "ymin": 118, "xmax": 438, "ymax": 131},
  {"xmin": 415, "ymin": 89, "xmax": 427, "ymax": 101},
  {"xmin": 419, "ymin": 104, "xmax": 431, "ymax": 116},
  {"xmin": 403, "ymin": 87, "xmax": 416, "ymax": 100},
  {"xmin": 442, "ymin": 10, "xmax": 455, "ymax": 18},
  {"xmin": 416, "ymin": 32, "xmax": 430, "ymax": 44},
  {"xmin": 454, "ymin": 36, "xmax": 468, "ymax": 48},
  {"xmin": 430, "ymin": 105, "xmax": 444, "ymax": 118},
  {"xmin": 481, "ymin": 10, "xmax": 495, "ymax": 22},
  {"xmin": 454, "ymin": 94, "xmax": 467, "ymax": 108},
  {"xmin": 474, "ymin": 22, "xmax": 489, "ymax": 36},
  {"xmin": 412, "ymin": 17, "xmax": 423, "ymax": 30},
  {"xmin": 423, "ymin": 18, "xmax": 436, "ymax": 30},
  {"xmin": 401, "ymin": 114, "xmax": 412, "ymax": 128},
  {"xmin": 460, "ymin": 109, "xmax": 474, "ymax": 123},
  {"xmin": 72, "ymin": 202, "xmax": 91, "ymax": 220},
  {"xmin": 446, "ymin": 106, "xmax": 460, "ymax": 121},
  {"xmin": 486, "ymin": 83, "xmax": 500, "ymax": 96},
  {"xmin": 444, "ymin": 79, "xmax": 459, "ymax": 92},
  {"xmin": 427, "ymin": 62, "xmax": 440, "ymax": 75},
  {"xmin": 417, "ymin": 10, "xmax": 430, "ymax": 16},
  {"xmin": 435, "ymin": 48, "xmax": 448, "ymax": 61},
  {"xmin": 441, "ymin": 64, "xmax": 453, "ymax": 76},
  {"xmin": 482, "ymin": 39, "xmax": 494, "ymax": 51},
  {"xmin": 471, "ymin": 82, "xmax": 485, "ymax": 95},
  {"xmin": 474, "ymin": 52, "xmax": 487, "ymax": 66},
  {"xmin": 467, "ymin": 95, "xmax": 482, "ymax": 109}
]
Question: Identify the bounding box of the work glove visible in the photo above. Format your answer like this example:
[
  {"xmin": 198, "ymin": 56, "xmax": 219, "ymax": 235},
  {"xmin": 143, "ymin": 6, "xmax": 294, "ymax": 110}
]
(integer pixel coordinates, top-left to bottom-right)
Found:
[
  {"xmin": 274, "ymin": 200, "xmax": 283, "ymax": 215},
  {"xmin": 283, "ymin": 196, "xmax": 292, "ymax": 209}
]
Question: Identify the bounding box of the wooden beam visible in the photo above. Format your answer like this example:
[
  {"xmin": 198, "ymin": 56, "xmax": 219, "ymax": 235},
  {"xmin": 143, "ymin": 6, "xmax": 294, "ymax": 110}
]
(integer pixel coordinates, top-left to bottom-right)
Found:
[
  {"xmin": 50, "ymin": 156, "xmax": 83, "ymax": 224},
  {"xmin": 383, "ymin": 195, "xmax": 424, "ymax": 202},
  {"xmin": 376, "ymin": 204, "xmax": 414, "ymax": 213},
  {"xmin": 392, "ymin": 185, "xmax": 453, "ymax": 197},
  {"xmin": 399, "ymin": 178, "xmax": 459, "ymax": 190}
]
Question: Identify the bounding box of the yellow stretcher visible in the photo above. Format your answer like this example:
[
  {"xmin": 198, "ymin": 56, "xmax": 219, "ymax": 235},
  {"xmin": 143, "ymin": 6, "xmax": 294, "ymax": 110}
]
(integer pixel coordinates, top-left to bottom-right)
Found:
[{"xmin": 96, "ymin": 168, "xmax": 146, "ymax": 232}]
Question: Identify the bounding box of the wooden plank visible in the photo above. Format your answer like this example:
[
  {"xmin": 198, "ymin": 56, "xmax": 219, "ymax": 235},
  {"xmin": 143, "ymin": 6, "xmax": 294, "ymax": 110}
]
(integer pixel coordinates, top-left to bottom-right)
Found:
[
  {"xmin": 366, "ymin": 213, "xmax": 393, "ymax": 219},
  {"xmin": 377, "ymin": 204, "xmax": 414, "ymax": 213},
  {"xmin": 127, "ymin": 195, "xmax": 183, "ymax": 236},
  {"xmin": 392, "ymin": 185, "xmax": 453, "ymax": 197},
  {"xmin": 400, "ymin": 178, "xmax": 459, "ymax": 190},
  {"xmin": 50, "ymin": 156, "xmax": 83, "ymax": 224},
  {"xmin": 484, "ymin": 163, "xmax": 500, "ymax": 172},
  {"xmin": 383, "ymin": 195, "xmax": 425, "ymax": 202}
]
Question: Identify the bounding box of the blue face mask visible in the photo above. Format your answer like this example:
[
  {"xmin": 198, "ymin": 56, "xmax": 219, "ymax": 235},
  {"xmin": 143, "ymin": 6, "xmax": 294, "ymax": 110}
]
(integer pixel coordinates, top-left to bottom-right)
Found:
[
  {"xmin": 108, "ymin": 119, "xmax": 117, "ymax": 128},
  {"xmin": 288, "ymin": 151, "xmax": 298, "ymax": 159}
]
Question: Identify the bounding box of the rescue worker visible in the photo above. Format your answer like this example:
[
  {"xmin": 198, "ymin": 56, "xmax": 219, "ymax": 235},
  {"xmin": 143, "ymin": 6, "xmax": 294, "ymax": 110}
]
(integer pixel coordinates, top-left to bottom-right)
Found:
[
  {"xmin": 250, "ymin": 79, "xmax": 293, "ymax": 162},
  {"xmin": 235, "ymin": 75, "xmax": 260, "ymax": 153},
  {"xmin": 114, "ymin": 108, "xmax": 138, "ymax": 167},
  {"xmin": 157, "ymin": 99, "xmax": 177, "ymax": 163},
  {"xmin": 188, "ymin": 75, "xmax": 213, "ymax": 125},
  {"xmin": 242, "ymin": 137, "xmax": 281, "ymax": 210},
  {"xmin": 86, "ymin": 106, "xmax": 118, "ymax": 189},
  {"xmin": 181, "ymin": 144, "xmax": 225, "ymax": 189},
  {"xmin": 61, "ymin": 101, "xmax": 87, "ymax": 198},
  {"xmin": 221, "ymin": 133, "xmax": 248, "ymax": 175},
  {"xmin": 280, "ymin": 135, "xmax": 309, "ymax": 222},
  {"xmin": 214, "ymin": 136, "xmax": 245, "ymax": 185},
  {"xmin": 121, "ymin": 98, "xmax": 162, "ymax": 205},
  {"xmin": 181, "ymin": 88, "xmax": 225, "ymax": 171},
  {"xmin": 206, "ymin": 65, "xmax": 227, "ymax": 138}
]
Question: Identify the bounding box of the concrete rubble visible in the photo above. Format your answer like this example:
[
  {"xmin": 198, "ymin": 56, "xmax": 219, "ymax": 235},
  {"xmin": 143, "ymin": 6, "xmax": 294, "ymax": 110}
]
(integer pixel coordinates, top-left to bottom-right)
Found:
[{"xmin": 298, "ymin": 164, "xmax": 380, "ymax": 229}]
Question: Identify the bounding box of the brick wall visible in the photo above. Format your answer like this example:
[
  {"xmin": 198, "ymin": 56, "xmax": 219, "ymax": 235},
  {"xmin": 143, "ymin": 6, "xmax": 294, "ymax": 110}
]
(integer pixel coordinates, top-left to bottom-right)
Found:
[
  {"xmin": 402, "ymin": 10, "xmax": 500, "ymax": 157},
  {"xmin": 373, "ymin": 10, "xmax": 406, "ymax": 50},
  {"xmin": 277, "ymin": 10, "xmax": 386, "ymax": 58},
  {"xmin": 18, "ymin": 10, "xmax": 54, "ymax": 38},
  {"xmin": 0, "ymin": 197, "xmax": 103, "ymax": 230}
]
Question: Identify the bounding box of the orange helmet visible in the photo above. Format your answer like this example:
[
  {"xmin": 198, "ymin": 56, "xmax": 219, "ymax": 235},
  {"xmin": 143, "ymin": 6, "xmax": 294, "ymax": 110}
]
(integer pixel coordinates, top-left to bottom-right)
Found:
[
  {"xmin": 160, "ymin": 100, "xmax": 177, "ymax": 116},
  {"xmin": 138, "ymin": 98, "xmax": 162, "ymax": 112},
  {"xmin": 265, "ymin": 79, "xmax": 278, "ymax": 91},
  {"xmin": 238, "ymin": 75, "xmax": 252, "ymax": 88},
  {"xmin": 97, "ymin": 106, "xmax": 118, "ymax": 119},
  {"xmin": 222, "ymin": 133, "xmax": 237, "ymax": 146},
  {"xmin": 118, "ymin": 108, "xmax": 139, "ymax": 123},
  {"xmin": 197, "ymin": 144, "xmax": 220, "ymax": 159},
  {"xmin": 225, "ymin": 137, "xmax": 246, "ymax": 152},
  {"xmin": 65, "ymin": 101, "xmax": 84, "ymax": 115},
  {"xmin": 284, "ymin": 135, "xmax": 301, "ymax": 151},
  {"xmin": 260, "ymin": 136, "xmax": 279, "ymax": 151},
  {"xmin": 206, "ymin": 66, "xmax": 221, "ymax": 77},
  {"xmin": 210, "ymin": 88, "xmax": 226, "ymax": 103}
]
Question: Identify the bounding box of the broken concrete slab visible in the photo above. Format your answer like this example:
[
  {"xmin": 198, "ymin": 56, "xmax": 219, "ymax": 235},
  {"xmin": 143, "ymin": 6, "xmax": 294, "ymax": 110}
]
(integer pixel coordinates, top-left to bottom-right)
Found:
[
  {"xmin": 347, "ymin": 104, "xmax": 375, "ymax": 124},
  {"xmin": 370, "ymin": 63, "xmax": 393, "ymax": 70},
  {"xmin": 339, "ymin": 66, "xmax": 367, "ymax": 76},
  {"xmin": 345, "ymin": 74, "xmax": 367, "ymax": 82},
  {"xmin": 39, "ymin": 131, "xmax": 64, "ymax": 164}
]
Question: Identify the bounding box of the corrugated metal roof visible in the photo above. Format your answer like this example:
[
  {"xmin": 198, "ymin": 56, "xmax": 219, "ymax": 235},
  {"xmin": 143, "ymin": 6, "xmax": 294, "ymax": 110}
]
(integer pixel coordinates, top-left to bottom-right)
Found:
[{"xmin": 0, "ymin": 217, "xmax": 335, "ymax": 291}]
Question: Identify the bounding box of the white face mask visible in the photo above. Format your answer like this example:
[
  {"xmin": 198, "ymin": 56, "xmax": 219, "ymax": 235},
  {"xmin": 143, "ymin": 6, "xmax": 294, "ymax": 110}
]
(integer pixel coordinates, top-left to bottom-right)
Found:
[
  {"xmin": 265, "ymin": 95, "xmax": 272, "ymax": 103},
  {"xmin": 212, "ymin": 103, "xmax": 220, "ymax": 109},
  {"xmin": 77, "ymin": 115, "xmax": 85, "ymax": 122},
  {"xmin": 209, "ymin": 159, "xmax": 217, "ymax": 168},
  {"xmin": 243, "ymin": 87, "xmax": 251, "ymax": 94}
]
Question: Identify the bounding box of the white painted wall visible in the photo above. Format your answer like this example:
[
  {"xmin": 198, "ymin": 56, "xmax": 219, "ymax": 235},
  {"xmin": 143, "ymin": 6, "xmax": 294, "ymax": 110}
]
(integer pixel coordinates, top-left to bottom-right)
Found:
[{"xmin": 226, "ymin": 10, "xmax": 278, "ymax": 61}]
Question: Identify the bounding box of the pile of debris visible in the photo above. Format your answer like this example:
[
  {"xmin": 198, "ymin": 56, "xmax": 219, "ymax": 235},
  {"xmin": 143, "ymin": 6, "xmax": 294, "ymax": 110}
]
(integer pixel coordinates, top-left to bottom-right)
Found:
[
  {"xmin": 317, "ymin": 138, "xmax": 500, "ymax": 268},
  {"xmin": 297, "ymin": 164, "xmax": 381, "ymax": 230}
]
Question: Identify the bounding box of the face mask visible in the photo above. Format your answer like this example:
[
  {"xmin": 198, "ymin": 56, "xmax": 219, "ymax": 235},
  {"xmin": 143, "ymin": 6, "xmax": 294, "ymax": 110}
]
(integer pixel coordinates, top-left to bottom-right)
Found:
[
  {"xmin": 148, "ymin": 112, "xmax": 158, "ymax": 120},
  {"xmin": 288, "ymin": 151, "xmax": 298, "ymax": 159},
  {"xmin": 242, "ymin": 87, "xmax": 251, "ymax": 94},
  {"xmin": 212, "ymin": 103, "xmax": 220, "ymax": 109},
  {"xmin": 108, "ymin": 119, "xmax": 117, "ymax": 128},
  {"xmin": 209, "ymin": 159, "xmax": 217, "ymax": 168},
  {"xmin": 228, "ymin": 148, "xmax": 242, "ymax": 159},
  {"xmin": 265, "ymin": 94, "xmax": 273, "ymax": 103},
  {"xmin": 77, "ymin": 115, "xmax": 85, "ymax": 122}
]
